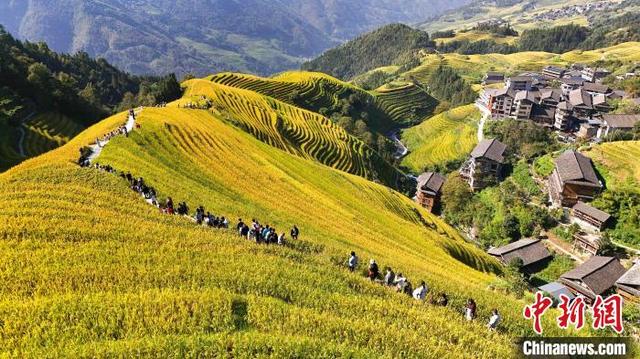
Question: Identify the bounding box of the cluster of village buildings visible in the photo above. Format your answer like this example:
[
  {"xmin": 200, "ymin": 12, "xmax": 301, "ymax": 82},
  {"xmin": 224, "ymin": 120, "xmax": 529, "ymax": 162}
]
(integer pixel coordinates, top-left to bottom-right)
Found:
[
  {"xmin": 477, "ymin": 64, "xmax": 640, "ymax": 141},
  {"xmin": 414, "ymin": 138, "xmax": 639, "ymax": 302},
  {"xmin": 530, "ymin": 0, "xmax": 617, "ymax": 23}
]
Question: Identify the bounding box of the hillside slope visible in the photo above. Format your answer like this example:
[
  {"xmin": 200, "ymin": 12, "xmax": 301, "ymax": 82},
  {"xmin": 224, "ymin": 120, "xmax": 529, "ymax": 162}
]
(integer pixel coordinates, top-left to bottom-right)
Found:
[
  {"xmin": 0, "ymin": 105, "xmax": 581, "ymax": 356},
  {"xmin": 401, "ymin": 104, "xmax": 480, "ymax": 173},
  {"xmin": 302, "ymin": 24, "xmax": 434, "ymax": 80},
  {"xmin": 179, "ymin": 78, "xmax": 404, "ymax": 189},
  {"xmin": 209, "ymin": 71, "xmax": 438, "ymax": 129}
]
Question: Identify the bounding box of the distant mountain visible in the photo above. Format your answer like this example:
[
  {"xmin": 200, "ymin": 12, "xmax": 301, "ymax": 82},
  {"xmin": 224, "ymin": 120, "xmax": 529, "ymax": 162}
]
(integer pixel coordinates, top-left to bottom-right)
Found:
[
  {"xmin": 302, "ymin": 24, "xmax": 433, "ymax": 80},
  {"xmin": 0, "ymin": 0, "xmax": 472, "ymax": 77}
]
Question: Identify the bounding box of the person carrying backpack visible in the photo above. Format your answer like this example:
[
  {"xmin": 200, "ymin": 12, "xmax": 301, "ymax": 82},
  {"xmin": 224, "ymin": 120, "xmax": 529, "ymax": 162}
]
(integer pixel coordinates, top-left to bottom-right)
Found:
[
  {"xmin": 368, "ymin": 259, "xmax": 379, "ymax": 281},
  {"xmin": 384, "ymin": 268, "xmax": 395, "ymax": 286},
  {"xmin": 290, "ymin": 225, "xmax": 299, "ymax": 240}
]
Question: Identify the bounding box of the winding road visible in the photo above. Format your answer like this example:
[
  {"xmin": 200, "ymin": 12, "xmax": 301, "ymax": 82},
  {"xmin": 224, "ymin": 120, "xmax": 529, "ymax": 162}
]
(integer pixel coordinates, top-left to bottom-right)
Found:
[
  {"xmin": 16, "ymin": 112, "xmax": 36, "ymax": 157},
  {"xmin": 86, "ymin": 109, "xmax": 140, "ymax": 164}
]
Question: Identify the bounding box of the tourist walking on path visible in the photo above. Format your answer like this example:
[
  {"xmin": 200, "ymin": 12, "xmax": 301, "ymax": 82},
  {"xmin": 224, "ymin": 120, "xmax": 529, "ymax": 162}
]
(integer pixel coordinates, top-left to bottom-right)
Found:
[
  {"xmin": 348, "ymin": 251, "xmax": 358, "ymax": 272},
  {"xmin": 413, "ymin": 281, "xmax": 428, "ymax": 301}
]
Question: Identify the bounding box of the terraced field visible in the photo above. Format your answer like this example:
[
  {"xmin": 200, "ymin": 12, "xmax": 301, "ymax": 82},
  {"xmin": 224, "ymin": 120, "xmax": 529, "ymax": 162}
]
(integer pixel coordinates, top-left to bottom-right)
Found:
[
  {"xmin": 0, "ymin": 112, "xmax": 83, "ymax": 172},
  {"xmin": 587, "ymin": 140, "xmax": 640, "ymax": 188},
  {"xmin": 436, "ymin": 31, "xmax": 518, "ymax": 45},
  {"xmin": 22, "ymin": 112, "xmax": 84, "ymax": 156},
  {"xmin": 0, "ymin": 106, "xmax": 588, "ymax": 356},
  {"xmin": 373, "ymin": 84, "xmax": 439, "ymax": 126},
  {"xmin": 211, "ymin": 71, "xmax": 438, "ymax": 130},
  {"xmin": 403, "ymin": 42, "xmax": 640, "ymax": 85},
  {"xmin": 401, "ymin": 105, "xmax": 480, "ymax": 173},
  {"xmin": 179, "ymin": 78, "xmax": 402, "ymax": 187}
]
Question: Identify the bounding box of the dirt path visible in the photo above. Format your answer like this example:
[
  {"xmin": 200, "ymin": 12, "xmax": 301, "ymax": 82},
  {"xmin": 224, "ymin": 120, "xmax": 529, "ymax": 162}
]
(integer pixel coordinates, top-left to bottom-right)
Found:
[
  {"xmin": 87, "ymin": 109, "xmax": 140, "ymax": 164},
  {"xmin": 477, "ymin": 111, "xmax": 489, "ymax": 142},
  {"xmin": 16, "ymin": 112, "xmax": 36, "ymax": 157}
]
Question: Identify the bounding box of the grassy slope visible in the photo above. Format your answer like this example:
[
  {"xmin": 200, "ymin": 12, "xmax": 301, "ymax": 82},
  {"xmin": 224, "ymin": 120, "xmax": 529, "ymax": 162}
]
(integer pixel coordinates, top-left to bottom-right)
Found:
[
  {"xmin": 586, "ymin": 140, "xmax": 640, "ymax": 188},
  {"xmin": 179, "ymin": 77, "xmax": 402, "ymax": 188},
  {"xmin": 420, "ymin": 0, "xmax": 604, "ymax": 33},
  {"xmin": 0, "ymin": 112, "xmax": 83, "ymax": 172},
  {"xmin": 436, "ymin": 31, "xmax": 519, "ymax": 45},
  {"xmin": 403, "ymin": 42, "xmax": 640, "ymax": 85},
  {"xmin": 209, "ymin": 71, "xmax": 438, "ymax": 129},
  {"xmin": 0, "ymin": 105, "xmax": 587, "ymax": 356},
  {"xmin": 401, "ymin": 105, "xmax": 480, "ymax": 173}
]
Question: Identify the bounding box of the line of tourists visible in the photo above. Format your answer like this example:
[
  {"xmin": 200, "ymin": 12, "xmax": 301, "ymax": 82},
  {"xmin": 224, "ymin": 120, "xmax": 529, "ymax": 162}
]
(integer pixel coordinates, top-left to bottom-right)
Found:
[
  {"xmin": 92, "ymin": 162, "xmax": 301, "ymax": 245},
  {"xmin": 347, "ymin": 252, "xmax": 501, "ymax": 331}
]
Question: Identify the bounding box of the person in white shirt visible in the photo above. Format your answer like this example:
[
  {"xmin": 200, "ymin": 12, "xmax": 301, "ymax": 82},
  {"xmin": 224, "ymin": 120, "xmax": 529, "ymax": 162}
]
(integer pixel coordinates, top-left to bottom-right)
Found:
[
  {"xmin": 412, "ymin": 281, "xmax": 428, "ymax": 301},
  {"xmin": 487, "ymin": 309, "xmax": 501, "ymax": 330},
  {"xmin": 347, "ymin": 252, "xmax": 358, "ymax": 272},
  {"xmin": 394, "ymin": 273, "xmax": 407, "ymax": 293}
]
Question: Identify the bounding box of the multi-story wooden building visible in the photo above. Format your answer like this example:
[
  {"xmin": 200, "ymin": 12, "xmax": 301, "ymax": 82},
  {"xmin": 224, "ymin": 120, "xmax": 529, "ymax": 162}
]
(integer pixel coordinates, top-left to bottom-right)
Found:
[
  {"xmin": 560, "ymin": 256, "xmax": 626, "ymax": 303},
  {"xmin": 548, "ymin": 150, "xmax": 603, "ymax": 207},
  {"xmin": 415, "ymin": 172, "xmax": 446, "ymax": 213},
  {"xmin": 460, "ymin": 139, "xmax": 506, "ymax": 191}
]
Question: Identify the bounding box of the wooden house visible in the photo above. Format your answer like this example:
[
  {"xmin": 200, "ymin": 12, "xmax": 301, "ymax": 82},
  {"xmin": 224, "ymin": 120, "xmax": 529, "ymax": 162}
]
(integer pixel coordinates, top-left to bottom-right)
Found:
[
  {"xmin": 548, "ymin": 150, "xmax": 603, "ymax": 208},
  {"xmin": 488, "ymin": 238, "xmax": 552, "ymax": 273},
  {"xmin": 416, "ymin": 172, "xmax": 446, "ymax": 213},
  {"xmin": 460, "ymin": 139, "xmax": 506, "ymax": 191},
  {"xmin": 616, "ymin": 262, "xmax": 640, "ymax": 301},
  {"xmin": 571, "ymin": 201, "xmax": 611, "ymax": 231},
  {"xmin": 559, "ymin": 256, "xmax": 626, "ymax": 303}
]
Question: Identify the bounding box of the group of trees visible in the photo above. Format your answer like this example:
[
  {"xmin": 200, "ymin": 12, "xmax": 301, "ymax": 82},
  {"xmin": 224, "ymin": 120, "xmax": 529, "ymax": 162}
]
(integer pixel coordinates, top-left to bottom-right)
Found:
[
  {"xmin": 472, "ymin": 23, "xmax": 518, "ymax": 37},
  {"xmin": 593, "ymin": 187, "xmax": 640, "ymax": 247},
  {"xmin": 0, "ymin": 25, "xmax": 182, "ymax": 126},
  {"xmin": 302, "ymin": 24, "xmax": 433, "ymax": 80},
  {"xmin": 425, "ymin": 66, "xmax": 476, "ymax": 107},
  {"xmin": 484, "ymin": 119, "xmax": 558, "ymax": 161},
  {"xmin": 518, "ymin": 24, "xmax": 590, "ymax": 54},
  {"xmin": 437, "ymin": 40, "xmax": 517, "ymax": 55},
  {"xmin": 440, "ymin": 169, "xmax": 557, "ymax": 249},
  {"xmin": 291, "ymin": 87, "xmax": 397, "ymax": 162}
]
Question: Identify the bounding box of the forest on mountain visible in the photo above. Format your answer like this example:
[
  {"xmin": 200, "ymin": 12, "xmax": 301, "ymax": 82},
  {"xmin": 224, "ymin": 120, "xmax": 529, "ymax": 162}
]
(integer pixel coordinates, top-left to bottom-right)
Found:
[
  {"xmin": 0, "ymin": 26, "xmax": 182, "ymax": 125},
  {"xmin": 0, "ymin": 0, "xmax": 471, "ymax": 77},
  {"xmin": 301, "ymin": 24, "xmax": 434, "ymax": 80}
]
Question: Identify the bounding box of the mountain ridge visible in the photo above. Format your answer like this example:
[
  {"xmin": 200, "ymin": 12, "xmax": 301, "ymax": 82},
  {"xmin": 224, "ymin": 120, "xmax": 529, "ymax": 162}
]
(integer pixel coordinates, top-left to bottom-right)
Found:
[{"xmin": 0, "ymin": 0, "xmax": 472, "ymax": 77}]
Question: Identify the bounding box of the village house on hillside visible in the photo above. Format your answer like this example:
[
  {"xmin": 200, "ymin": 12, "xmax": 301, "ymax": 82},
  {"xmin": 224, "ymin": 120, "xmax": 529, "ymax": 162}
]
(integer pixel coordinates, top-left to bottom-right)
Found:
[
  {"xmin": 477, "ymin": 64, "xmax": 632, "ymax": 137},
  {"xmin": 482, "ymin": 72, "xmax": 505, "ymax": 85},
  {"xmin": 597, "ymin": 114, "xmax": 640, "ymax": 139},
  {"xmin": 570, "ymin": 202, "xmax": 611, "ymax": 256},
  {"xmin": 617, "ymin": 261, "xmax": 640, "ymax": 300},
  {"xmin": 487, "ymin": 238, "xmax": 552, "ymax": 273},
  {"xmin": 460, "ymin": 139, "xmax": 506, "ymax": 191},
  {"xmin": 548, "ymin": 150, "xmax": 603, "ymax": 208},
  {"xmin": 415, "ymin": 172, "xmax": 446, "ymax": 213},
  {"xmin": 559, "ymin": 256, "xmax": 626, "ymax": 303},
  {"xmin": 571, "ymin": 201, "xmax": 611, "ymax": 232},
  {"xmin": 538, "ymin": 282, "xmax": 575, "ymax": 302}
]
